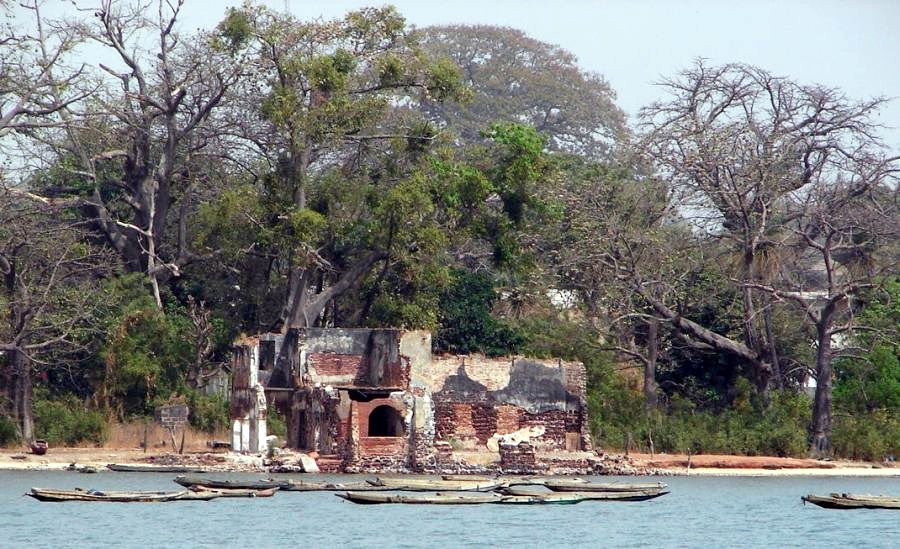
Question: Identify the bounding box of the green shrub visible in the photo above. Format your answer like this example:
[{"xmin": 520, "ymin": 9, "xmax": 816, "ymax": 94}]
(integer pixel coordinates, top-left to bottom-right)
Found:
[
  {"xmin": 0, "ymin": 415, "xmax": 18, "ymax": 446},
  {"xmin": 33, "ymin": 395, "xmax": 106, "ymax": 446},
  {"xmin": 187, "ymin": 392, "xmax": 230, "ymax": 433},
  {"xmin": 832, "ymin": 411, "xmax": 900, "ymax": 461},
  {"xmin": 267, "ymin": 406, "xmax": 287, "ymax": 438},
  {"xmin": 590, "ymin": 383, "xmax": 809, "ymax": 457},
  {"xmin": 434, "ymin": 269, "xmax": 524, "ymax": 356}
]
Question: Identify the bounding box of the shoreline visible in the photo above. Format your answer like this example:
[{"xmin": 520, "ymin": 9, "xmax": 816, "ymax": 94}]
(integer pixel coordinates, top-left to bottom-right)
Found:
[{"xmin": 2, "ymin": 447, "xmax": 898, "ymax": 477}]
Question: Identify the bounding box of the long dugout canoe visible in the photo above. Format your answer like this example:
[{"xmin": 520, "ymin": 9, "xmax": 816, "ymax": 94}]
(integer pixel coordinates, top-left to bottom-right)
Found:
[
  {"xmin": 279, "ymin": 479, "xmax": 384, "ymax": 492},
  {"xmin": 367, "ymin": 477, "xmax": 505, "ymax": 492},
  {"xmin": 107, "ymin": 463, "xmax": 208, "ymax": 473},
  {"xmin": 26, "ymin": 487, "xmax": 219, "ymax": 502},
  {"xmin": 544, "ymin": 479, "xmax": 668, "ymax": 492},
  {"xmin": 174, "ymin": 475, "xmax": 283, "ymax": 490},
  {"xmin": 336, "ymin": 491, "xmax": 504, "ymax": 505},
  {"xmin": 803, "ymin": 493, "xmax": 900, "ymax": 510}
]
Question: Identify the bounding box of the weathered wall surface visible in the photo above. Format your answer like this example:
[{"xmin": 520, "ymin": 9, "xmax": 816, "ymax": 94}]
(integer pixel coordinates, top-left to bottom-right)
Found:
[
  {"xmin": 232, "ymin": 329, "xmax": 591, "ymax": 470},
  {"xmin": 430, "ymin": 355, "xmax": 589, "ymax": 451},
  {"xmin": 299, "ymin": 328, "xmax": 408, "ymax": 388},
  {"xmin": 291, "ymin": 386, "xmax": 349, "ymax": 457}
]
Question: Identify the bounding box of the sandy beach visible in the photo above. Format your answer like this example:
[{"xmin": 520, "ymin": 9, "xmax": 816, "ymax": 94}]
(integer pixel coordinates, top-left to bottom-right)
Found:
[
  {"xmin": 628, "ymin": 452, "xmax": 900, "ymax": 477},
  {"xmin": 2, "ymin": 446, "xmax": 898, "ymax": 476}
]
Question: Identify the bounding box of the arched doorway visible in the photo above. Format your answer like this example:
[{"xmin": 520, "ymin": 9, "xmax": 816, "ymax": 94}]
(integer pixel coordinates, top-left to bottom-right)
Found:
[{"xmin": 367, "ymin": 405, "xmax": 403, "ymax": 437}]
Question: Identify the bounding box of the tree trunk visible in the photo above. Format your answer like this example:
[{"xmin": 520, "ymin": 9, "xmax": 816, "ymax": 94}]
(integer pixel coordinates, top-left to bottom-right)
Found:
[
  {"xmin": 810, "ymin": 321, "xmax": 833, "ymax": 458},
  {"xmin": 644, "ymin": 318, "xmax": 659, "ymax": 410},
  {"xmin": 763, "ymin": 303, "xmax": 783, "ymax": 390},
  {"xmin": 11, "ymin": 349, "xmax": 34, "ymax": 443}
]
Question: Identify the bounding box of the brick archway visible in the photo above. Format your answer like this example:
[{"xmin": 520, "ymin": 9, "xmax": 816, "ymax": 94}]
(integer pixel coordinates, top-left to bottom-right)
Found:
[{"xmin": 367, "ymin": 404, "xmax": 403, "ymax": 437}]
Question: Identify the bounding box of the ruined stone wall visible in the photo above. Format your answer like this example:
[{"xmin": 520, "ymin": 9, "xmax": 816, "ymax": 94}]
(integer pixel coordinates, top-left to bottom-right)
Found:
[
  {"xmin": 291, "ymin": 387, "xmax": 349, "ymax": 457},
  {"xmin": 401, "ymin": 331, "xmax": 435, "ymax": 471},
  {"xmin": 301, "ymin": 328, "xmax": 408, "ymax": 388},
  {"xmin": 232, "ymin": 328, "xmax": 592, "ymax": 468},
  {"xmin": 429, "ymin": 355, "xmax": 588, "ymax": 452}
]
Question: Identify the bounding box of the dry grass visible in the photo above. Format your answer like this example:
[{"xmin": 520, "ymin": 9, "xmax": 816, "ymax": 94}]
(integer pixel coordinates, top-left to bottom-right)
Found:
[{"xmin": 105, "ymin": 420, "xmax": 229, "ymax": 452}]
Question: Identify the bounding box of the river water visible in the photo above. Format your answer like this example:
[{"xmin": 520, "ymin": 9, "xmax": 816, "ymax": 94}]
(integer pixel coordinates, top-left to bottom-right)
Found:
[{"xmin": 2, "ymin": 471, "xmax": 899, "ymax": 548}]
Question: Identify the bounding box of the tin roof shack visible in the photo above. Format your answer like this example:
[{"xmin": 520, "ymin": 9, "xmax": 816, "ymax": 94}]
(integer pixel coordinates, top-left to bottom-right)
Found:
[{"xmin": 230, "ymin": 328, "xmax": 591, "ymax": 474}]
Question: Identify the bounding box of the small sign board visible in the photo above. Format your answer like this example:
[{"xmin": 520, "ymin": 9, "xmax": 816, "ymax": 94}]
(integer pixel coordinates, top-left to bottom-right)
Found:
[{"xmin": 155, "ymin": 404, "xmax": 190, "ymax": 429}]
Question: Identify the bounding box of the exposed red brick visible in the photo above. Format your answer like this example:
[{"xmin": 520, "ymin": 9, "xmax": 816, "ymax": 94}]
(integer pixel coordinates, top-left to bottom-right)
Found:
[
  {"xmin": 495, "ymin": 405, "xmax": 523, "ymax": 435},
  {"xmin": 307, "ymin": 353, "xmax": 367, "ymax": 380}
]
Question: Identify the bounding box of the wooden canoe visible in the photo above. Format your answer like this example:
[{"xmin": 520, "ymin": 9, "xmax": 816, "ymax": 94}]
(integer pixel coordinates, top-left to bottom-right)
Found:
[
  {"xmin": 500, "ymin": 476, "xmax": 563, "ymax": 487},
  {"xmin": 188, "ymin": 486, "xmax": 278, "ymax": 498},
  {"xmin": 336, "ymin": 491, "xmax": 503, "ymax": 505},
  {"xmin": 494, "ymin": 492, "xmax": 587, "ymax": 504},
  {"xmin": 107, "ymin": 463, "xmax": 208, "ymax": 473},
  {"xmin": 367, "ymin": 477, "xmax": 505, "ymax": 492},
  {"xmin": 26, "ymin": 487, "xmax": 219, "ymax": 503},
  {"xmin": 441, "ymin": 474, "xmax": 497, "ymax": 482},
  {"xmin": 803, "ymin": 493, "xmax": 900, "ymax": 510},
  {"xmin": 279, "ymin": 479, "xmax": 383, "ymax": 492},
  {"xmin": 174, "ymin": 475, "xmax": 283, "ymax": 490},
  {"xmin": 502, "ymin": 486, "xmax": 670, "ymax": 501},
  {"xmin": 544, "ymin": 479, "xmax": 668, "ymax": 492}
]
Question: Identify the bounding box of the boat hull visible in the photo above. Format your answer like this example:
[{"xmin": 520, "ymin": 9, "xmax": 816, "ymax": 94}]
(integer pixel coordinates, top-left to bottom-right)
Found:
[
  {"xmin": 280, "ymin": 480, "xmax": 382, "ymax": 492},
  {"xmin": 107, "ymin": 464, "xmax": 208, "ymax": 473},
  {"xmin": 545, "ymin": 480, "xmax": 668, "ymax": 493},
  {"xmin": 503, "ymin": 486, "xmax": 670, "ymax": 501},
  {"xmin": 337, "ymin": 491, "xmax": 503, "ymax": 504},
  {"xmin": 803, "ymin": 493, "xmax": 900, "ymax": 510},
  {"xmin": 26, "ymin": 488, "xmax": 218, "ymax": 503},
  {"xmin": 174, "ymin": 476, "xmax": 282, "ymax": 490},
  {"xmin": 367, "ymin": 477, "xmax": 505, "ymax": 492}
]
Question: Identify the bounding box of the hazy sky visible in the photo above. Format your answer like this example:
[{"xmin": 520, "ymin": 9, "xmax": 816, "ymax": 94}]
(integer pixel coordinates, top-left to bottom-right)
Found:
[{"xmin": 46, "ymin": 0, "xmax": 900, "ymax": 149}]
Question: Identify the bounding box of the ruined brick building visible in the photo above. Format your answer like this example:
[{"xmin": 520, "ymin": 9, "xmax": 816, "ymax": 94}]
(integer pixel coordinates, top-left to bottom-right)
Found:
[{"xmin": 230, "ymin": 328, "xmax": 593, "ymax": 473}]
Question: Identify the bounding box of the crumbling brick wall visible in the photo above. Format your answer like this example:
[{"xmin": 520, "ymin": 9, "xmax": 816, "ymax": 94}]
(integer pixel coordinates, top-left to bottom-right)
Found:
[{"xmin": 430, "ymin": 356, "xmax": 589, "ymax": 452}]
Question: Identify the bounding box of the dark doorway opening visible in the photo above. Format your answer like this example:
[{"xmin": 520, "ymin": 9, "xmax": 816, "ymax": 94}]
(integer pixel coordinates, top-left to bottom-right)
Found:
[{"xmin": 368, "ymin": 405, "xmax": 403, "ymax": 437}]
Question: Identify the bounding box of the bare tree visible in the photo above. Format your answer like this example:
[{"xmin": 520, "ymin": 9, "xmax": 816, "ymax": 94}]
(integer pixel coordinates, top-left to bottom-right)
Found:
[
  {"xmin": 0, "ymin": 0, "xmax": 91, "ymax": 142},
  {"xmin": 0, "ymin": 185, "xmax": 113, "ymax": 441},
  {"xmin": 749, "ymin": 158, "xmax": 899, "ymax": 455},
  {"xmin": 639, "ymin": 60, "xmax": 891, "ymax": 394},
  {"xmin": 24, "ymin": 0, "xmax": 243, "ymax": 310}
]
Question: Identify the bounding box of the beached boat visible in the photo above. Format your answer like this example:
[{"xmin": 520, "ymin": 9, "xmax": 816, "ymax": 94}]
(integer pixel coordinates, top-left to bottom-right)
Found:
[
  {"xmin": 367, "ymin": 477, "xmax": 505, "ymax": 492},
  {"xmin": 802, "ymin": 493, "xmax": 900, "ymax": 510},
  {"xmin": 107, "ymin": 463, "xmax": 208, "ymax": 473},
  {"xmin": 502, "ymin": 486, "xmax": 670, "ymax": 501},
  {"xmin": 337, "ymin": 491, "xmax": 504, "ymax": 505},
  {"xmin": 188, "ymin": 486, "xmax": 278, "ymax": 498},
  {"xmin": 278, "ymin": 479, "xmax": 383, "ymax": 492},
  {"xmin": 30, "ymin": 440, "xmax": 49, "ymax": 455},
  {"xmin": 25, "ymin": 487, "xmax": 219, "ymax": 503},
  {"xmin": 174, "ymin": 476, "xmax": 282, "ymax": 490},
  {"xmin": 544, "ymin": 479, "xmax": 668, "ymax": 492}
]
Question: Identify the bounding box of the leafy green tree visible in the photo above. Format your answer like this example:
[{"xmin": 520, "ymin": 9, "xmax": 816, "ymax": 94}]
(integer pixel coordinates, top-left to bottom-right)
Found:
[
  {"xmin": 200, "ymin": 4, "xmax": 467, "ymax": 331},
  {"xmin": 419, "ymin": 25, "xmax": 627, "ymax": 159},
  {"xmin": 434, "ymin": 270, "xmax": 523, "ymax": 356}
]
